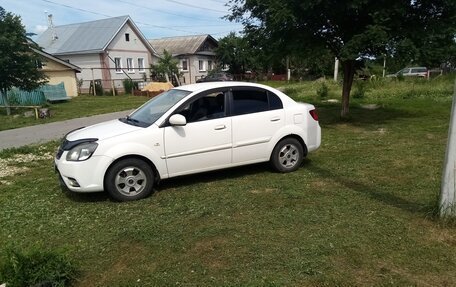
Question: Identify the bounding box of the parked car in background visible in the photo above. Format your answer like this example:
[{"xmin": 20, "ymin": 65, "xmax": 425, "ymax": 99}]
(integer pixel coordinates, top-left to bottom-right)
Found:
[
  {"xmin": 196, "ymin": 72, "xmax": 234, "ymax": 83},
  {"xmin": 386, "ymin": 67, "xmax": 428, "ymax": 78},
  {"xmin": 55, "ymin": 82, "xmax": 321, "ymax": 201}
]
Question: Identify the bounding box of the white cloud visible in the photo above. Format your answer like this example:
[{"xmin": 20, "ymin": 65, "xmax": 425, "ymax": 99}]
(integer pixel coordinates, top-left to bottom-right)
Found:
[{"xmin": 34, "ymin": 25, "xmax": 48, "ymax": 34}]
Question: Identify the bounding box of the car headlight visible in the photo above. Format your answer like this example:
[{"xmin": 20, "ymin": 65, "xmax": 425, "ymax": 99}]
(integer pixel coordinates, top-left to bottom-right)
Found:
[{"xmin": 66, "ymin": 142, "xmax": 98, "ymax": 161}]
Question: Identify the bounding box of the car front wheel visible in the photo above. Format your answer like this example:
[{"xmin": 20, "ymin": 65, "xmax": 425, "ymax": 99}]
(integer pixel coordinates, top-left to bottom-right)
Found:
[
  {"xmin": 270, "ymin": 138, "xmax": 304, "ymax": 173},
  {"xmin": 105, "ymin": 158, "xmax": 154, "ymax": 201}
]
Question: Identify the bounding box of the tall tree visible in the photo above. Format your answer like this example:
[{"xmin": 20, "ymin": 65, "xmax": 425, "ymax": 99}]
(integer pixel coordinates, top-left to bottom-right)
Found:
[
  {"xmin": 216, "ymin": 32, "xmax": 251, "ymax": 75},
  {"xmin": 229, "ymin": 0, "xmax": 456, "ymax": 117},
  {"xmin": 0, "ymin": 7, "xmax": 47, "ymax": 115}
]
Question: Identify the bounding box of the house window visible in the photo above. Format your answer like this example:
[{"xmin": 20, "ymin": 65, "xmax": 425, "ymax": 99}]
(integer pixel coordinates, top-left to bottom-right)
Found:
[
  {"xmin": 138, "ymin": 58, "xmax": 145, "ymax": 72},
  {"xmin": 208, "ymin": 60, "xmax": 213, "ymax": 71},
  {"xmin": 199, "ymin": 60, "xmax": 205, "ymax": 72},
  {"xmin": 181, "ymin": 59, "xmax": 188, "ymax": 71},
  {"xmin": 114, "ymin": 57, "xmax": 122, "ymax": 73},
  {"xmin": 126, "ymin": 58, "xmax": 134, "ymax": 73},
  {"xmin": 125, "ymin": 33, "xmax": 130, "ymax": 42}
]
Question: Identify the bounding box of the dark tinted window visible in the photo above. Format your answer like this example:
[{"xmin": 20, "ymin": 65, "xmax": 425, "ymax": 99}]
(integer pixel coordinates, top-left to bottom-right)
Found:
[
  {"xmin": 411, "ymin": 68, "xmax": 427, "ymax": 73},
  {"xmin": 178, "ymin": 92, "xmax": 226, "ymax": 123},
  {"xmin": 268, "ymin": 92, "xmax": 283, "ymax": 110},
  {"xmin": 232, "ymin": 90, "xmax": 269, "ymax": 115}
]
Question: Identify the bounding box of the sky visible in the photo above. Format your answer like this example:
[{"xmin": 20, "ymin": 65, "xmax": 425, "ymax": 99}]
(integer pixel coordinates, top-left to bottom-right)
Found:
[{"xmin": 0, "ymin": 0, "xmax": 243, "ymax": 39}]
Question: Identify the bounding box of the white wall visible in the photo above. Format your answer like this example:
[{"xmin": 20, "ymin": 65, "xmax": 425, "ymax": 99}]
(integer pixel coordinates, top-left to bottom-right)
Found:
[
  {"xmin": 179, "ymin": 55, "xmax": 216, "ymax": 84},
  {"xmin": 61, "ymin": 54, "xmax": 102, "ymax": 90},
  {"xmin": 106, "ymin": 23, "xmax": 156, "ymax": 89}
]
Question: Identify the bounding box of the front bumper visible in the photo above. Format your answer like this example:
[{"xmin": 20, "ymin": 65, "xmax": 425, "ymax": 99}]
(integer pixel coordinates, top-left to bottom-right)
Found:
[{"xmin": 54, "ymin": 152, "xmax": 114, "ymax": 193}]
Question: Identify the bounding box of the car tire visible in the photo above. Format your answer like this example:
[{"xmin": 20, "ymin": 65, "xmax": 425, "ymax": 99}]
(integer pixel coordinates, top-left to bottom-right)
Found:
[
  {"xmin": 270, "ymin": 138, "xmax": 304, "ymax": 173},
  {"xmin": 105, "ymin": 158, "xmax": 154, "ymax": 201}
]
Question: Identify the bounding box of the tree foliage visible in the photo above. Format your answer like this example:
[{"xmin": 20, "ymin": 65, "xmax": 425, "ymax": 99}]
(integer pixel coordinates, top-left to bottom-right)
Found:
[
  {"xmin": 150, "ymin": 49, "xmax": 181, "ymax": 84},
  {"xmin": 229, "ymin": 0, "xmax": 456, "ymax": 117},
  {"xmin": 216, "ymin": 32, "xmax": 251, "ymax": 75},
  {"xmin": 0, "ymin": 6, "xmax": 47, "ymax": 114}
]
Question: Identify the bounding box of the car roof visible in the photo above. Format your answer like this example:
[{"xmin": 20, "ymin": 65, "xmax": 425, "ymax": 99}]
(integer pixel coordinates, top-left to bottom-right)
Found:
[{"xmin": 174, "ymin": 81, "xmax": 275, "ymax": 93}]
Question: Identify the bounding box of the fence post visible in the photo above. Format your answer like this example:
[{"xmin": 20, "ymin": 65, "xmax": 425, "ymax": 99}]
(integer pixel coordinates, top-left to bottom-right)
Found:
[
  {"xmin": 1, "ymin": 89, "xmax": 11, "ymax": 116},
  {"xmin": 91, "ymin": 68, "xmax": 96, "ymax": 96},
  {"xmin": 111, "ymin": 80, "xmax": 116, "ymax": 96}
]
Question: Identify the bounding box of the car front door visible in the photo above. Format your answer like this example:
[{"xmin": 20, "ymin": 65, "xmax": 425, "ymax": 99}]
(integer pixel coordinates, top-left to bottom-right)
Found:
[
  {"xmin": 230, "ymin": 87, "xmax": 285, "ymax": 164},
  {"xmin": 163, "ymin": 89, "xmax": 232, "ymax": 177}
]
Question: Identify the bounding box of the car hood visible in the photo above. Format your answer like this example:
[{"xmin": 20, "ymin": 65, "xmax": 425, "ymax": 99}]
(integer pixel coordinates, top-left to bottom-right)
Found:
[{"xmin": 66, "ymin": 119, "xmax": 143, "ymax": 142}]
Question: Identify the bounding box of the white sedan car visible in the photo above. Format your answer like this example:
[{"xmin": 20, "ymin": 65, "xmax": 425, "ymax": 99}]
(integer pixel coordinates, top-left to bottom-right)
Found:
[{"xmin": 55, "ymin": 82, "xmax": 321, "ymax": 201}]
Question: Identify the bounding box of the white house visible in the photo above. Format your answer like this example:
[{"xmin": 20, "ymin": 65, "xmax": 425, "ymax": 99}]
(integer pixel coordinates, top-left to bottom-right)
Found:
[
  {"xmin": 149, "ymin": 35, "xmax": 218, "ymax": 84},
  {"xmin": 36, "ymin": 16, "xmax": 159, "ymax": 93}
]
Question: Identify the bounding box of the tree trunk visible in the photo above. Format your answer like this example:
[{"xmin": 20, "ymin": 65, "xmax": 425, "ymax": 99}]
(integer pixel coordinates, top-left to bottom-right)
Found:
[
  {"xmin": 341, "ymin": 60, "xmax": 356, "ymax": 119},
  {"xmin": 1, "ymin": 89, "xmax": 11, "ymax": 116}
]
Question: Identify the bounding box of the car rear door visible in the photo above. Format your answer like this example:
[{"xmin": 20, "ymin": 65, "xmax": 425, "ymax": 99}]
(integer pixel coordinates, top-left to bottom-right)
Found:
[{"xmin": 230, "ymin": 87, "xmax": 285, "ymax": 164}]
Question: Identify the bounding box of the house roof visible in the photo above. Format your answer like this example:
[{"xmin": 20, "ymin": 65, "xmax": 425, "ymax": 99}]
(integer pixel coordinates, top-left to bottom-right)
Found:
[
  {"xmin": 36, "ymin": 16, "xmax": 157, "ymax": 56},
  {"xmin": 33, "ymin": 48, "xmax": 82, "ymax": 72},
  {"xmin": 149, "ymin": 34, "xmax": 218, "ymax": 57}
]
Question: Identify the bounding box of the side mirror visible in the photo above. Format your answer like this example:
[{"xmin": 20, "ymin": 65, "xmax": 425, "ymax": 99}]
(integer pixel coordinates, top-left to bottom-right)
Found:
[{"xmin": 169, "ymin": 114, "xmax": 187, "ymax": 126}]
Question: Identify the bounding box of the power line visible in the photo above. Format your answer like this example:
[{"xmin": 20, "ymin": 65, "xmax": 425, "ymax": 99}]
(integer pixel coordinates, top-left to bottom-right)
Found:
[
  {"xmin": 41, "ymin": 0, "xmax": 111, "ymax": 18},
  {"xmin": 116, "ymin": 0, "xmax": 222, "ymax": 22},
  {"xmin": 161, "ymin": 0, "xmax": 227, "ymax": 13},
  {"xmin": 40, "ymin": 0, "xmax": 242, "ymax": 35},
  {"xmin": 208, "ymin": 0, "xmax": 228, "ymax": 4},
  {"xmin": 41, "ymin": 0, "xmax": 194, "ymax": 33}
]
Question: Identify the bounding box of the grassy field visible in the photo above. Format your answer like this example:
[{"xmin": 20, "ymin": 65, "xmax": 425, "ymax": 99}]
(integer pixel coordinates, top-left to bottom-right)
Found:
[
  {"xmin": 0, "ymin": 94, "xmax": 150, "ymax": 131},
  {"xmin": 0, "ymin": 76, "xmax": 455, "ymax": 286}
]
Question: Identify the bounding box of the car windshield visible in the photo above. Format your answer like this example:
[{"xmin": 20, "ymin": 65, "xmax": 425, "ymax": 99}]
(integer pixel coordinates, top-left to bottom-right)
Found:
[{"xmin": 121, "ymin": 89, "xmax": 191, "ymax": 127}]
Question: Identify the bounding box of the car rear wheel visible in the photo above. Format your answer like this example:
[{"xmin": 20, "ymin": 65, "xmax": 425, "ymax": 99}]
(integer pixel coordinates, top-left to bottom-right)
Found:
[
  {"xmin": 105, "ymin": 158, "xmax": 154, "ymax": 201},
  {"xmin": 270, "ymin": 138, "xmax": 304, "ymax": 172}
]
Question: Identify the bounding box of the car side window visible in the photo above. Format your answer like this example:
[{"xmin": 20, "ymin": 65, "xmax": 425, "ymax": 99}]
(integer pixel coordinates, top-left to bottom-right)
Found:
[
  {"xmin": 411, "ymin": 68, "xmax": 426, "ymax": 73},
  {"xmin": 232, "ymin": 89, "xmax": 269, "ymax": 116},
  {"xmin": 400, "ymin": 68, "xmax": 410, "ymax": 74},
  {"xmin": 268, "ymin": 91, "xmax": 283, "ymax": 110},
  {"xmin": 178, "ymin": 91, "xmax": 226, "ymax": 123},
  {"xmin": 231, "ymin": 89, "xmax": 283, "ymax": 115}
]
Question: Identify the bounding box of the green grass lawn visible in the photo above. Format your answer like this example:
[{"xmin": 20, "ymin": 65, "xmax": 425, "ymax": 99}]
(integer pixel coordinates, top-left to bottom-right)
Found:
[
  {"xmin": 0, "ymin": 77, "xmax": 455, "ymax": 286},
  {"xmin": 0, "ymin": 94, "xmax": 150, "ymax": 131}
]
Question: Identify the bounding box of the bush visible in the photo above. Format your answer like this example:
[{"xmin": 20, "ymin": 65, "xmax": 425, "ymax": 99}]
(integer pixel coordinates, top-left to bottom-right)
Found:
[
  {"xmin": 0, "ymin": 248, "xmax": 77, "ymax": 287},
  {"xmin": 352, "ymin": 81, "xmax": 367, "ymax": 99},
  {"xmin": 123, "ymin": 79, "xmax": 138, "ymax": 94},
  {"xmin": 316, "ymin": 82, "xmax": 329, "ymax": 99}
]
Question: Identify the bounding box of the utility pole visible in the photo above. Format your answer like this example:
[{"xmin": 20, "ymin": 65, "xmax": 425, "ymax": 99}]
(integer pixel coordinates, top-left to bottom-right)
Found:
[
  {"xmin": 382, "ymin": 56, "xmax": 386, "ymax": 78},
  {"xmin": 334, "ymin": 58, "xmax": 339, "ymax": 81},
  {"xmin": 286, "ymin": 56, "xmax": 290, "ymax": 82},
  {"xmin": 440, "ymin": 80, "xmax": 456, "ymax": 217}
]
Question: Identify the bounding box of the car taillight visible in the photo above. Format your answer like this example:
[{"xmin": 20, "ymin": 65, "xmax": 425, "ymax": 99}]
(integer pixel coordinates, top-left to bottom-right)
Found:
[{"xmin": 309, "ymin": 109, "xmax": 319, "ymax": 121}]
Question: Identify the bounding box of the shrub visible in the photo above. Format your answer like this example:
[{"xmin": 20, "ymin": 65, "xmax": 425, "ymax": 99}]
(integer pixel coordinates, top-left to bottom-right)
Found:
[
  {"xmin": 94, "ymin": 81, "xmax": 103, "ymax": 96},
  {"xmin": 316, "ymin": 82, "xmax": 329, "ymax": 99},
  {"xmin": 123, "ymin": 79, "xmax": 138, "ymax": 94},
  {"xmin": 352, "ymin": 81, "xmax": 367, "ymax": 99},
  {"xmin": 0, "ymin": 248, "xmax": 77, "ymax": 287}
]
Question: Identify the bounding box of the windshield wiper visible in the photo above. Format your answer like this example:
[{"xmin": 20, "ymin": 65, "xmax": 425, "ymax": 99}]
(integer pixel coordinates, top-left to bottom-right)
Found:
[
  {"xmin": 126, "ymin": 115, "xmax": 139, "ymax": 124},
  {"xmin": 122, "ymin": 116, "xmax": 149, "ymax": 127},
  {"xmin": 119, "ymin": 115, "xmax": 140, "ymax": 126}
]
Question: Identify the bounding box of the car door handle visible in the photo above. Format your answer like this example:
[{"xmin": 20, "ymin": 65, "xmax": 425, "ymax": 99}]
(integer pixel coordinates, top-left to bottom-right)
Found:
[
  {"xmin": 270, "ymin": 117, "xmax": 281, "ymax": 122},
  {"xmin": 214, "ymin": 124, "xmax": 226, "ymax": 130}
]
